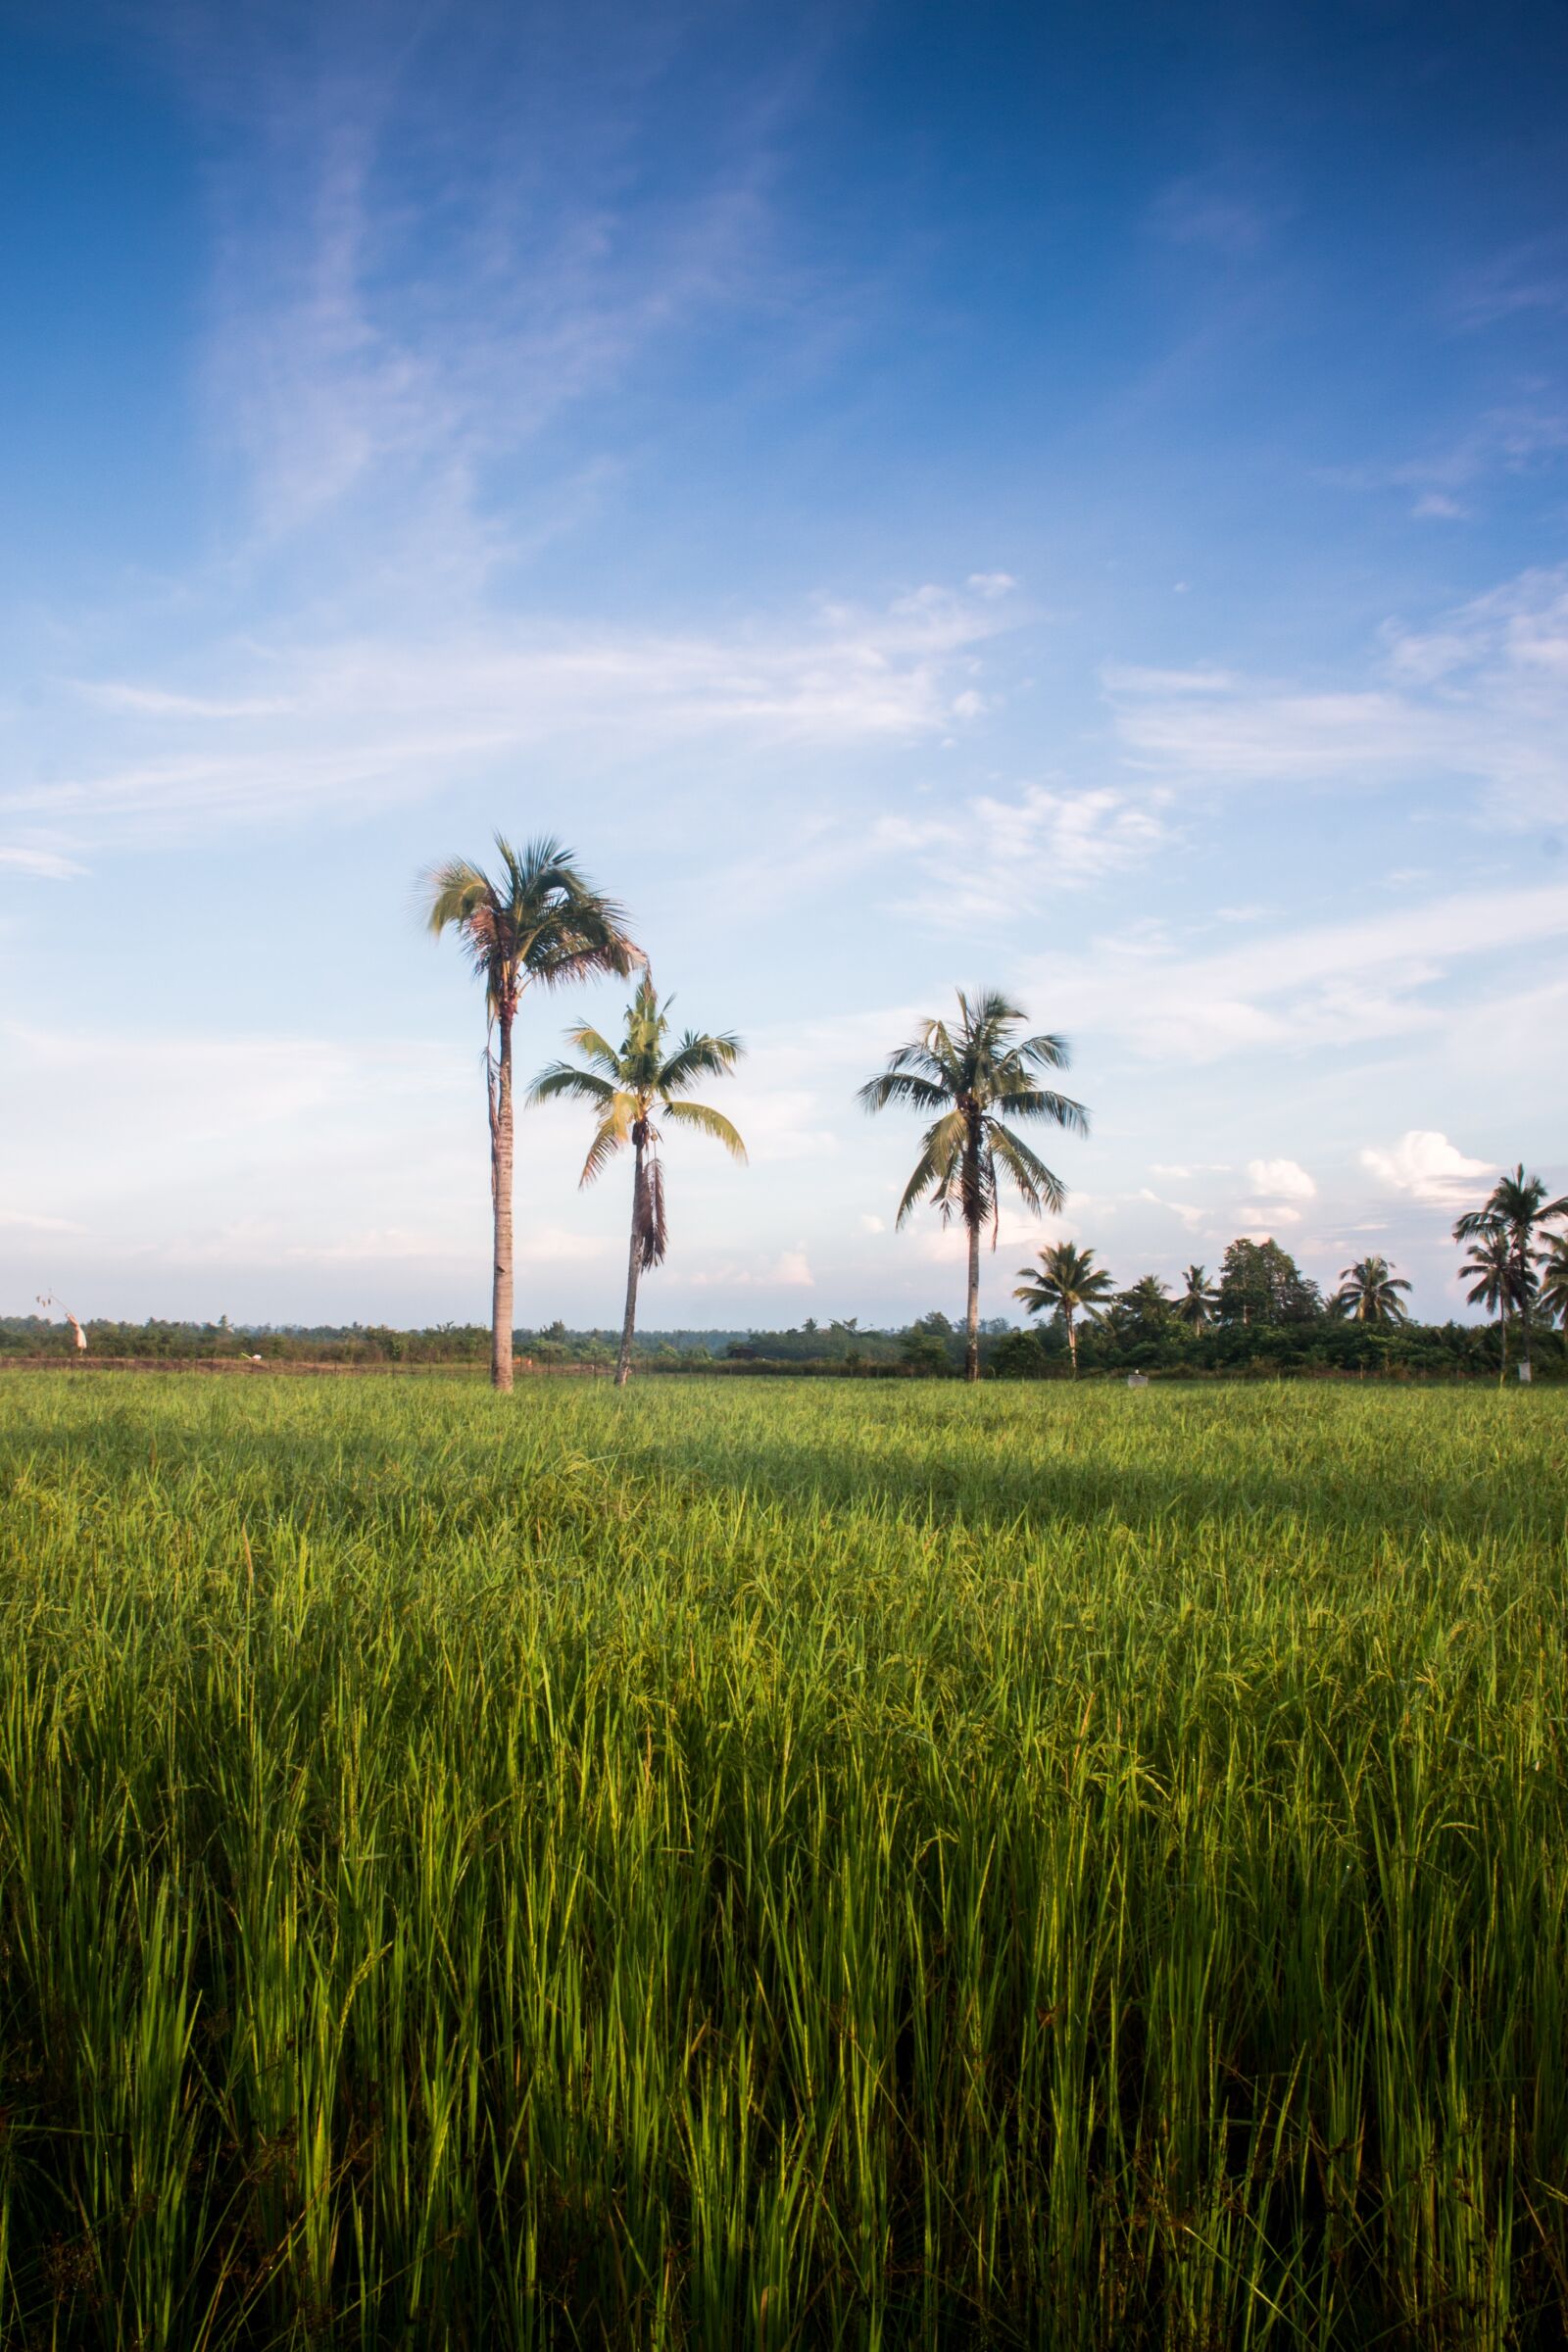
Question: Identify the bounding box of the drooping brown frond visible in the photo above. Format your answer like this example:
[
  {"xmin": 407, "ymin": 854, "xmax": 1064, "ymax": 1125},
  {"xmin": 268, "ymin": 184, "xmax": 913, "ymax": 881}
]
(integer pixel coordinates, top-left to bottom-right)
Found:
[{"xmin": 635, "ymin": 1151, "xmax": 668, "ymax": 1270}]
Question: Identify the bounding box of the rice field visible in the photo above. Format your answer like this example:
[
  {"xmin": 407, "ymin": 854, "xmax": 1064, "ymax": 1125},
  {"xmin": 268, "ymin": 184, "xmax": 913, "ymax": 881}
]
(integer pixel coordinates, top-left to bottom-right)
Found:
[{"xmin": 0, "ymin": 1372, "xmax": 1564, "ymax": 2348}]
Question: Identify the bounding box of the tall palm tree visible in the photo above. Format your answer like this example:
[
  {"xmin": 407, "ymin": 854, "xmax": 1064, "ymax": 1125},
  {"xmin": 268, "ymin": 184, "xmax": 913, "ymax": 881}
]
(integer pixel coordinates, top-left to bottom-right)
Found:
[
  {"xmin": 1171, "ymin": 1264, "xmax": 1219, "ymax": 1332},
  {"xmin": 1541, "ymin": 1234, "xmax": 1568, "ymax": 1331},
  {"xmin": 859, "ymin": 989, "xmax": 1088, "ymax": 1383},
  {"xmin": 1013, "ymin": 1240, "xmax": 1114, "ymax": 1376},
  {"xmin": 1453, "ymin": 1165, "xmax": 1568, "ymax": 1381},
  {"xmin": 529, "ymin": 977, "xmax": 746, "ymax": 1387},
  {"xmin": 1333, "ymin": 1253, "xmax": 1412, "ymax": 1326},
  {"xmin": 424, "ymin": 836, "xmax": 638, "ymax": 1393},
  {"xmin": 1459, "ymin": 1227, "xmax": 1521, "ymax": 1386}
]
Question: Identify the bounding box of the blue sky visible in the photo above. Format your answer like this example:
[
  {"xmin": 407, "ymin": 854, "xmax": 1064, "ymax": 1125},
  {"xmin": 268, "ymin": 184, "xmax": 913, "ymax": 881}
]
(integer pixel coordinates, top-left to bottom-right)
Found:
[{"xmin": 2, "ymin": 0, "xmax": 1565, "ymax": 1329}]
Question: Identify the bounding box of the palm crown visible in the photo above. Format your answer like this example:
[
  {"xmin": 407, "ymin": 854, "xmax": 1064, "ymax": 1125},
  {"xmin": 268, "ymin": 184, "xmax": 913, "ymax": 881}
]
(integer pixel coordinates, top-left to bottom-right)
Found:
[
  {"xmin": 1172, "ymin": 1264, "xmax": 1219, "ymax": 1330},
  {"xmin": 1334, "ymin": 1254, "xmax": 1412, "ymax": 1326},
  {"xmin": 859, "ymin": 989, "xmax": 1086, "ymax": 1233},
  {"xmin": 1014, "ymin": 1241, "xmax": 1114, "ymax": 1323},
  {"xmin": 424, "ymin": 834, "xmax": 638, "ymax": 1027}
]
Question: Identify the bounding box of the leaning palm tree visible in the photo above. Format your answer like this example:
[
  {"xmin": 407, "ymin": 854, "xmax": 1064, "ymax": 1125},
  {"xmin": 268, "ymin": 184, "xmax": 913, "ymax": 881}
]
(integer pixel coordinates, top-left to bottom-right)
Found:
[
  {"xmin": 1171, "ymin": 1264, "xmax": 1219, "ymax": 1332},
  {"xmin": 858, "ymin": 988, "xmax": 1088, "ymax": 1383},
  {"xmin": 529, "ymin": 977, "xmax": 746, "ymax": 1386},
  {"xmin": 1453, "ymin": 1165, "xmax": 1568, "ymax": 1381},
  {"xmin": 1459, "ymin": 1227, "xmax": 1521, "ymax": 1386},
  {"xmin": 424, "ymin": 836, "xmax": 638, "ymax": 1393},
  {"xmin": 1013, "ymin": 1241, "xmax": 1114, "ymax": 1376},
  {"xmin": 1334, "ymin": 1253, "xmax": 1412, "ymax": 1326}
]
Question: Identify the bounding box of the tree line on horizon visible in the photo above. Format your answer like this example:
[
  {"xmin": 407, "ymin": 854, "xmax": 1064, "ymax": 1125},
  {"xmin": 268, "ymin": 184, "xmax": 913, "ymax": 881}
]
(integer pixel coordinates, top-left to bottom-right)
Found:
[{"xmin": 10, "ymin": 832, "xmax": 1555, "ymax": 1384}]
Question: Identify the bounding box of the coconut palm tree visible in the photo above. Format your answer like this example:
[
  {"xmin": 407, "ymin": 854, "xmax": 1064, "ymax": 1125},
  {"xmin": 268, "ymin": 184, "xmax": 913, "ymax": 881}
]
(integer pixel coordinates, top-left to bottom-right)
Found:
[
  {"xmin": 1453, "ymin": 1165, "xmax": 1568, "ymax": 1381},
  {"xmin": 1013, "ymin": 1240, "xmax": 1114, "ymax": 1376},
  {"xmin": 859, "ymin": 989, "xmax": 1088, "ymax": 1383},
  {"xmin": 423, "ymin": 836, "xmax": 638, "ymax": 1393},
  {"xmin": 1333, "ymin": 1254, "xmax": 1412, "ymax": 1325},
  {"xmin": 1171, "ymin": 1264, "xmax": 1219, "ymax": 1332},
  {"xmin": 529, "ymin": 977, "xmax": 745, "ymax": 1386},
  {"xmin": 1459, "ymin": 1227, "xmax": 1522, "ymax": 1386},
  {"xmin": 1541, "ymin": 1234, "xmax": 1568, "ymax": 1331}
]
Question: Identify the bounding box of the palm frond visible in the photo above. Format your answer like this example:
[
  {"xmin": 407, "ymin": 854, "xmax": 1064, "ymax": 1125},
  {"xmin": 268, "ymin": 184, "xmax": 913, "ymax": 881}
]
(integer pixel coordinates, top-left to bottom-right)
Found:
[
  {"xmin": 896, "ymin": 1113, "xmax": 965, "ymax": 1228},
  {"xmin": 525, "ymin": 1063, "xmax": 616, "ymax": 1109},
  {"xmin": 660, "ymin": 1032, "xmax": 745, "ymax": 1095},
  {"xmin": 634, "ymin": 1152, "xmax": 667, "ymax": 1270},
  {"xmin": 662, "ymin": 1101, "xmax": 748, "ymax": 1160},
  {"xmin": 986, "ymin": 1120, "xmax": 1067, "ymax": 1217},
  {"xmin": 858, "ymin": 1070, "xmax": 951, "ymax": 1115}
]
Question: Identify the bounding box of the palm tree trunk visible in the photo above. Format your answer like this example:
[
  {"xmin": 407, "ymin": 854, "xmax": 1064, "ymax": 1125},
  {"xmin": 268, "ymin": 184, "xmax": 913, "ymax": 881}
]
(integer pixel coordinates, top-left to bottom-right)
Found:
[
  {"xmin": 1066, "ymin": 1309, "xmax": 1077, "ymax": 1377},
  {"xmin": 616, "ymin": 1136, "xmax": 644, "ymax": 1389},
  {"xmin": 1517, "ymin": 1243, "xmax": 1534, "ymax": 1381},
  {"xmin": 964, "ymin": 1216, "xmax": 981, "ymax": 1383},
  {"xmin": 490, "ymin": 1011, "xmax": 514, "ymax": 1395}
]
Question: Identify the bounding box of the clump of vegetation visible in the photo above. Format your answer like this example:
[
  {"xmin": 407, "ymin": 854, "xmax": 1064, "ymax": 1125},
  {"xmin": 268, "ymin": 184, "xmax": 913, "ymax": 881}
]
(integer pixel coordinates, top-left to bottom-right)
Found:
[{"xmin": 0, "ymin": 1375, "xmax": 1564, "ymax": 2344}]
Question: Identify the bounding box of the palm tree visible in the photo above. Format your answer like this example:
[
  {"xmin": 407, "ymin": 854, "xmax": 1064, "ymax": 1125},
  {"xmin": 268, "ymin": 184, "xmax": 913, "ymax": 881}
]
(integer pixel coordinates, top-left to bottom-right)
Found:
[
  {"xmin": 1453, "ymin": 1165, "xmax": 1568, "ymax": 1381},
  {"xmin": 859, "ymin": 989, "xmax": 1088, "ymax": 1383},
  {"xmin": 1171, "ymin": 1264, "xmax": 1219, "ymax": 1332},
  {"xmin": 1013, "ymin": 1240, "xmax": 1114, "ymax": 1376},
  {"xmin": 1459, "ymin": 1227, "xmax": 1521, "ymax": 1385},
  {"xmin": 529, "ymin": 976, "xmax": 746, "ymax": 1386},
  {"xmin": 1541, "ymin": 1234, "xmax": 1568, "ymax": 1331},
  {"xmin": 423, "ymin": 836, "xmax": 638, "ymax": 1393},
  {"xmin": 1333, "ymin": 1253, "xmax": 1412, "ymax": 1325}
]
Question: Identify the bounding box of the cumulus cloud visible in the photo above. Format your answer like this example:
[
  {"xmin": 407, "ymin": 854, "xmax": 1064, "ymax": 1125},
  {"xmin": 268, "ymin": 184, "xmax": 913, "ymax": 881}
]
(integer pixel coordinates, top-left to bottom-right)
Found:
[
  {"xmin": 1360, "ymin": 1130, "xmax": 1494, "ymax": 1210},
  {"xmin": 1246, "ymin": 1157, "xmax": 1315, "ymax": 1200}
]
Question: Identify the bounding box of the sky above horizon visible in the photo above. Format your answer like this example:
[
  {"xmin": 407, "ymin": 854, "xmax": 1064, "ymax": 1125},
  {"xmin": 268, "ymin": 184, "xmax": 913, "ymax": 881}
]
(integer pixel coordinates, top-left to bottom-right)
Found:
[{"xmin": 2, "ymin": 0, "xmax": 1566, "ymax": 1331}]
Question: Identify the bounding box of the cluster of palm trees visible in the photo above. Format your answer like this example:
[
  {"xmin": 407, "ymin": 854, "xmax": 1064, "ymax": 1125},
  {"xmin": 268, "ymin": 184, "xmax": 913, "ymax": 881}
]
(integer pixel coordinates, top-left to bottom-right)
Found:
[
  {"xmin": 424, "ymin": 833, "xmax": 1560, "ymax": 1396},
  {"xmin": 1453, "ymin": 1167, "xmax": 1568, "ymax": 1382},
  {"xmin": 425, "ymin": 842, "xmax": 1091, "ymax": 1389},
  {"xmin": 1008, "ymin": 1245, "xmax": 1413, "ymax": 1373}
]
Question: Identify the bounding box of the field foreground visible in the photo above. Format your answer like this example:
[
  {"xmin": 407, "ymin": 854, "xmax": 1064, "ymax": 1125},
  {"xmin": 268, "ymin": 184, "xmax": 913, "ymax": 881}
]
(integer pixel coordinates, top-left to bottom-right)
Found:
[{"xmin": 0, "ymin": 1377, "xmax": 1564, "ymax": 2348}]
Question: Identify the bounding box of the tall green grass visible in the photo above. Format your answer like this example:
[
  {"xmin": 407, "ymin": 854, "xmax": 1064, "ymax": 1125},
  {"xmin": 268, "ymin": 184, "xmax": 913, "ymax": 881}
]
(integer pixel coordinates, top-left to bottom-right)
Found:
[{"xmin": 0, "ymin": 1374, "xmax": 1563, "ymax": 2346}]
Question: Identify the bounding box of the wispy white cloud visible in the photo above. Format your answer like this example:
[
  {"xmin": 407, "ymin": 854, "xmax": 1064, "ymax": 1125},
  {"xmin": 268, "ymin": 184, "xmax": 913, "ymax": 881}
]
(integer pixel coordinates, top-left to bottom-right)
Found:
[
  {"xmin": 1023, "ymin": 880, "xmax": 1568, "ymax": 1062},
  {"xmin": 0, "ymin": 848, "xmax": 84, "ymax": 880},
  {"xmin": 874, "ymin": 781, "xmax": 1167, "ymax": 925},
  {"xmin": 1104, "ymin": 565, "xmax": 1568, "ymax": 826},
  {"xmin": 15, "ymin": 583, "xmax": 1016, "ymax": 837}
]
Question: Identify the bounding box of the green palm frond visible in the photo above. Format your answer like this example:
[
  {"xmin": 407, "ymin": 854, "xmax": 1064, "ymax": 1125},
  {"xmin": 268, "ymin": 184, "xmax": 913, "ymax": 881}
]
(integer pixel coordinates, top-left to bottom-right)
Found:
[
  {"xmin": 896, "ymin": 1112, "xmax": 966, "ymax": 1227},
  {"xmin": 579, "ymin": 1098, "xmax": 637, "ymax": 1188},
  {"xmin": 661, "ymin": 1032, "xmax": 745, "ymax": 1096},
  {"xmin": 857, "ymin": 1070, "xmax": 952, "ymax": 1115},
  {"xmin": 662, "ymin": 1101, "xmax": 748, "ymax": 1160},
  {"xmin": 525, "ymin": 1063, "xmax": 616, "ymax": 1108},
  {"xmin": 986, "ymin": 1121, "xmax": 1067, "ymax": 1220}
]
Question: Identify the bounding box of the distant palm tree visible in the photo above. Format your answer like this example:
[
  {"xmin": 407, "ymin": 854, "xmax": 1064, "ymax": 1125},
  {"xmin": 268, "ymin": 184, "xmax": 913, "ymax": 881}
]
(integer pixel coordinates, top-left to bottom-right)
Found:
[
  {"xmin": 1453, "ymin": 1165, "xmax": 1568, "ymax": 1381},
  {"xmin": 1171, "ymin": 1264, "xmax": 1219, "ymax": 1332},
  {"xmin": 860, "ymin": 989, "xmax": 1088, "ymax": 1382},
  {"xmin": 1459, "ymin": 1227, "xmax": 1522, "ymax": 1386},
  {"xmin": 529, "ymin": 977, "xmax": 745, "ymax": 1386},
  {"xmin": 1541, "ymin": 1234, "xmax": 1568, "ymax": 1331},
  {"xmin": 1013, "ymin": 1241, "xmax": 1114, "ymax": 1377},
  {"xmin": 1334, "ymin": 1254, "xmax": 1412, "ymax": 1326},
  {"xmin": 424, "ymin": 836, "xmax": 638, "ymax": 1393}
]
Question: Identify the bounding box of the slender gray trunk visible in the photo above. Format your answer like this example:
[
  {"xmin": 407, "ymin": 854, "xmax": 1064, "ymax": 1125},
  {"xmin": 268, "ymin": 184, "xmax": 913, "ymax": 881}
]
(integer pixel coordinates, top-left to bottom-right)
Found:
[
  {"xmin": 1517, "ymin": 1239, "xmax": 1534, "ymax": 1378},
  {"xmin": 616, "ymin": 1134, "xmax": 644, "ymax": 1389},
  {"xmin": 490, "ymin": 1011, "xmax": 514, "ymax": 1395},
  {"xmin": 964, "ymin": 1216, "xmax": 981, "ymax": 1383},
  {"xmin": 1066, "ymin": 1308, "xmax": 1078, "ymax": 1377}
]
